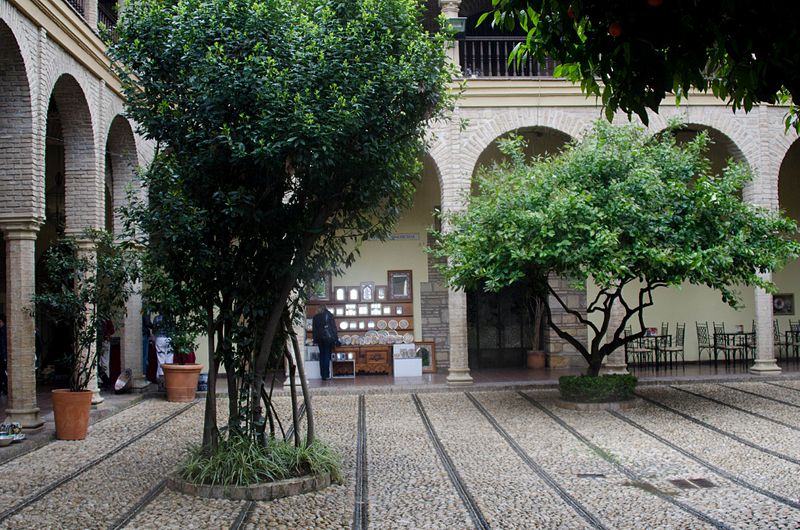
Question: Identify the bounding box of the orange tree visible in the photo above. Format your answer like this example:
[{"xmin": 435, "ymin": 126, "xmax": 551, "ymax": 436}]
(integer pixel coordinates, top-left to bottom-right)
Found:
[
  {"xmin": 112, "ymin": 0, "xmax": 455, "ymax": 469},
  {"xmin": 433, "ymin": 121, "xmax": 800, "ymax": 376},
  {"xmin": 486, "ymin": 1, "xmax": 800, "ymax": 130}
]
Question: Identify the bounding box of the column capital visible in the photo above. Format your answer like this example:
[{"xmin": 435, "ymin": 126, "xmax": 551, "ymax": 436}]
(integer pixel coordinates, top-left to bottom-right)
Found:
[
  {"xmin": 439, "ymin": 0, "xmax": 462, "ymax": 17},
  {"xmin": 0, "ymin": 218, "xmax": 42, "ymax": 240}
]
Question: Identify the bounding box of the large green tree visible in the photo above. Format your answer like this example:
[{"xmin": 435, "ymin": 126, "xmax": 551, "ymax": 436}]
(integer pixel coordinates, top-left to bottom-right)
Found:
[
  {"xmin": 113, "ymin": 0, "xmax": 454, "ymax": 454},
  {"xmin": 485, "ymin": 1, "xmax": 800, "ymax": 129},
  {"xmin": 432, "ymin": 121, "xmax": 800, "ymax": 376}
]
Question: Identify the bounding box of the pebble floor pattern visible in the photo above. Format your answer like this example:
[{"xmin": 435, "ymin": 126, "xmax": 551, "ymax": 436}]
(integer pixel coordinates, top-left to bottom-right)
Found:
[{"xmin": 1, "ymin": 382, "xmax": 799, "ymax": 529}]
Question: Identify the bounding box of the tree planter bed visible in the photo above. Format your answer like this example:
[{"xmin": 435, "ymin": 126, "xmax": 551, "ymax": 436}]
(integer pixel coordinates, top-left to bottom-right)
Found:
[{"xmin": 167, "ymin": 472, "xmax": 331, "ymax": 501}]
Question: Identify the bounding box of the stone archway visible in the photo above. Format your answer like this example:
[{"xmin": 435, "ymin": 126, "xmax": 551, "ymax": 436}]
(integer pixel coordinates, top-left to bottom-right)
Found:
[
  {"xmin": 466, "ymin": 125, "xmax": 580, "ymax": 370},
  {"xmin": 0, "ymin": 19, "xmax": 42, "ymax": 429},
  {"xmin": 49, "ymin": 74, "xmax": 99, "ymax": 236},
  {"xmin": 105, "ymin": 115, "xmax": 139, "ymax": 235}
]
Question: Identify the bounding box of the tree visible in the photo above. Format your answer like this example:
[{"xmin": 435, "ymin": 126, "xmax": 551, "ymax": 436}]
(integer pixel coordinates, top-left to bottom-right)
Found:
[
  {"xmin": 485, "ymin": 1, "xmax": 800, "ymax": 130},
  {"xmin": 112, "ymin": 0, "xmax": 454, "ymax": 459},
  {"xmin": 432, "ymin": 121, "xmax": 800, "ymax": 376},
  {"xmin": 32, "ymin": 230, "xmax": 137, "ymax": 391}
]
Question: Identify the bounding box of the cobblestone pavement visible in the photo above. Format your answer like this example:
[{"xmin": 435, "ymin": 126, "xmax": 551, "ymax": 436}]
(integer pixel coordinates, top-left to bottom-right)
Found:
[{"xmin": 0, "ymin": 382, "xmax": 798, "ymax": 529}]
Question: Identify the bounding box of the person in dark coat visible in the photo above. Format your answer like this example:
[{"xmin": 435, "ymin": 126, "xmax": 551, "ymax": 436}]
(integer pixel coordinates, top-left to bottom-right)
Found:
[{"xmin": 311, "ymin": 305, "xmax": 338, "ymax": 380}]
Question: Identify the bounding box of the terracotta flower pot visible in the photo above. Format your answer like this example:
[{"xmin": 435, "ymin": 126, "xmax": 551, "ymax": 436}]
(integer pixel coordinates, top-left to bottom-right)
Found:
[
  {"xmin": 162, "ymin": 363, "xmax": 203, "ymax": 402},
  {"xmin": 527, "ymin": 350, "xmax": 546, "ymax": 370},
  {"xmin": 52, "ymin": 389, "xmax": 93, "ymax": 440}
]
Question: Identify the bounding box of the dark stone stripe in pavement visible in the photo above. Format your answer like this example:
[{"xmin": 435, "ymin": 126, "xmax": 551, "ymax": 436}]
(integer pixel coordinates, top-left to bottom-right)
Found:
[
  {"xmin": 765, "ymin": 381, "xmax": 800, "ymax": 394},
  {"xmin": 465, "ymin": 393, "xmax": 608, "ymax": 530},
  {"xmin": 517, "ymin": 392, "xmax": 731, "ymax": 530},
  {"xmin": 411, "ymin": 393, "xmax": 490, "ymax": 530},
  {"xmin": 229, "ymin": 500, "xmax": 254, "ymax": 530},
  {"xmin": 609, "ymin": 410, "xmax": 800, "ymax": 511},
  {"xmin": 109, "ymin": 478, "xmax": 168, "ymax": 530},
  {"xmin": 352, "ymin": 395, "xmax": 368, "ymax": 530},
  {"xmin": 0, "ymin": 401, "xmax": 198, "ymax": 524},
  {"xmin": 670, "ymin": 385, "xmax": 800, "ymax": 432},
  {"xmin": 719, "ymin": 383, "xmax": 800, "ymax": 409},
  {"xmin": 635, "ymin": 393, "xmax": 800, "ymax": 466}
]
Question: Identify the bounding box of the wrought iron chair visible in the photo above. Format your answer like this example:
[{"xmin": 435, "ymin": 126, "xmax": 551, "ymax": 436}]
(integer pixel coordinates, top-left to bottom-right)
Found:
[
  {"xmin": 712, "ymin": 321, "xmax": 745, "ymax": 364},
  {"xmin": 659, "ymin": 323, "xmax": 685, "ymax": 366},
  {"xmin": 625, "ymin": 327, "xmax": 654, "ymax": 367},
  {"xmin": 774, "ymin": 320, "xmax": 792, "ymax": 359},
  {"xmin": 661, "ymin": 322, "xmax": 669, "ymax": 336},
  {"xmin": 695, "ymin": 322, "xmax": 714, "ymax": 363}
]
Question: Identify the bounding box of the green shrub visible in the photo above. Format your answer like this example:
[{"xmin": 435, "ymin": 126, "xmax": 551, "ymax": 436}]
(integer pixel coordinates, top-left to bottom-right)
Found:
[
  {"xmin": 180, "ymin": 435, "xmax": 342, "ymax": 487},
  {"xmin": 558, "ymin": 374, "xmax": 638, "ymax": 403}
]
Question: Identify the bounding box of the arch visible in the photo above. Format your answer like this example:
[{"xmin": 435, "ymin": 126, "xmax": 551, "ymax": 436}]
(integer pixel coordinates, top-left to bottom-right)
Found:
[
  {"xmin": 49, "ymin": 74, "xmax": 100, "ymax": 234},
  {"xmin": 461, "ymin": 108, "xmax": 584, "ymax": 180},
  {"xmin": 0, "ymin": 19, "xmax": 36, "ymax": 221},
  {"xmin": 648, "ymin": 109, "xmax": 754, "ymax": 169},
  {"xmin": 777, "ymin": 137, "xmax": 800, "ymax": 220},
  {"xmin": 653, "ymin": 122, "xmax": 747, "ymax": 178},
  {"xmin": 105, "ymin": 115, "xmax": 139, "ymax": 235}
]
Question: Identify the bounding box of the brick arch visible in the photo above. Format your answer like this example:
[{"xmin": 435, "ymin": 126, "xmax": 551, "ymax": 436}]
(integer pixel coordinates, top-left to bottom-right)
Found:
[
  {"xmin": 0, "ymin": 19, "xmax": 36, "ymax": 222},
  {"xmin": 648, "ymin": 110, "xmax": 752, "ymax": 168},
  {"xmin": 461, "ymin": 108, "xmax": 585, "ymax": 179},
  {"xmin": 50, "ymin": 74, "xmax": 100, "ymax": 234},
  {"xmin": 422, "ymin": 152, "xmax": 444, "ymax": 208},
  {"xmin": 778, "ymin": 137, "xmax": 800, "ymax": 212},
  {"xmin": 105, "ymin": 115, "xmax": 139, "ymax": 235}
]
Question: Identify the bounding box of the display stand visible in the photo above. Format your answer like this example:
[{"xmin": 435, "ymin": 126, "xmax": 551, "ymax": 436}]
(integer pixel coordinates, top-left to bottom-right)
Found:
[
  {"xmin": 393, "ymin": 357, "xmax": 422, "ymax": 377},
  {"xmin": 332, "ymin": 359, "xmax": 356, "ymax": 378}
]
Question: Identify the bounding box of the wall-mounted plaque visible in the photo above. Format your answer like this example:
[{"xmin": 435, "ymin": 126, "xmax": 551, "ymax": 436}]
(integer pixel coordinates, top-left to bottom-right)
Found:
[{"xmin": 388, "ymin": 270, "xmax": 412, "ymax": 301}]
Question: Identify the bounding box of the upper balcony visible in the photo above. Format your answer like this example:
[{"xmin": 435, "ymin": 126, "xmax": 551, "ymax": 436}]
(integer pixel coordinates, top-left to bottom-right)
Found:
[
  {"xmin": 62, "ymin": 0, "xmax": 118, "ymax": 30},
  {"xmin": 458, "ymin": 37, "xmax": 557, "ymax": 78}
]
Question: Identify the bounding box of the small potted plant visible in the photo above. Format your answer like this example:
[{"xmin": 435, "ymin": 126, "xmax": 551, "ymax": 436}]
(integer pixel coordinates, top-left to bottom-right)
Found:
[
  {"xmin": 32, "ymin": 230, "xmax": 136, "ymax": 440},
  {"xmin": 159, "ymin": 316, "xmax": 203, "ymax": 402},
  {"xmin": 142, "ymin": 262, "xmax": 203, "ymax": 402}
]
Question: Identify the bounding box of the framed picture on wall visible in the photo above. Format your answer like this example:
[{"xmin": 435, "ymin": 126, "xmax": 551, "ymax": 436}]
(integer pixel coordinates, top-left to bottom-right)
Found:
[
  {"xmin": 360, "ymin": 281, "xmax": 375, "ymax": 302},
  {"xmin": 335, "ymin": 287, "xmax": 346, "ymax": 302},
  {"xmin": 415, "ymin": 341, "xmax": 436, "ymax": 373},
  {"xmin": 308, "ymin": 273, "xmax": 331, "ymax": 302},
  {"xmin": 348, "ymin": 286, "xmax": 360, "ymax": 302},
  {"xmin": 376, "ymin": 285, "xmax": 388, "ymax": 301},
  {"xmin": 774, "ymin": 293, "xmax": 794, "ymax": 315},
  {"xmin": 388, "ymin": 270, "xmax": 412, "ymax": 301}
]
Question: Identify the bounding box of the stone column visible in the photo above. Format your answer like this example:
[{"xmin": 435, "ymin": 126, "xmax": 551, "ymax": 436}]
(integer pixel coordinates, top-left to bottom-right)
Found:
[
  {"xmin": 600, "ymin": 298, "xmax": 629, "ymax": 375},
  {"xmin": 122, "ymin": 285, "xmax": 149, "ymax": 390},
  {"xmin": 750, "ymin": 273, "xmax": 780, "ymax": 374},
  {"xmin": 84, "ymin": 0, "xmax": 98, "ymax": 30},
  {"xmin": 440, "ymin": 0, "xmax": 462, "ymax": 69},
  {"xmin": 75, "ymin": 239, "xmax": 104, "ymax": 405},
  {"xmin": 446, "ymin": 288, "xmax": 472, "ymax": 385},
  {"xmin": 3, "ymin": 222, "xmax": 43, "ymax": 430}
]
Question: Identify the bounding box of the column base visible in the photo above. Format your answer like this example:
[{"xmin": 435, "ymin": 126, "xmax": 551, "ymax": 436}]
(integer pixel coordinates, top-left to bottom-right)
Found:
[
  {"xmin": 599, "ymin": 363, "xmax": 630, "ymax": 375},
  {"xmin": 130, "ymin": 375, "xmax": 152, "ymax": 391},
  {"xmin": 91, "ymin": 389, "xmax": 105, "ymax": 406},
  {"xmin": 446, "ymin": 368, "xmax": 473, "ymax": 386},
  {"xmin": 6, "ymin": 407, "xmax": 44, "ymax": 431},
  {"xmin": 749, "ymin": 358, "xmax": 782, "ymax": 375}
]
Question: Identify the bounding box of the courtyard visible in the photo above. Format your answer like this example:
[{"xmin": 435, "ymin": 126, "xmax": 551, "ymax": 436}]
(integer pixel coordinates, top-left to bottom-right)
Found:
[{"xmin": 0, "ymin": 380, "xmax": 796, "ymax": 529}]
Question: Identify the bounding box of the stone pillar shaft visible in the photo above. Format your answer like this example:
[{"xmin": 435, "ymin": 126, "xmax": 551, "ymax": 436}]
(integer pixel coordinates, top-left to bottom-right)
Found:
[
  {"xmin": 446, "ymin": 288, "xmax": 472, "ymax": 385},
  {"xmin": 4, "ymin": 224, "xmax": 43, "ymax": 430},
  {"xmin": 122, "ymin": 286, "xmax": 148, "ymax": 389},
  {"xmin": 751, "ymin": 275, "xmax": 781, "ymax": 374},
  {"xmin": 600, "ymin": 297, "xmax": 629, "ymax": 375}
]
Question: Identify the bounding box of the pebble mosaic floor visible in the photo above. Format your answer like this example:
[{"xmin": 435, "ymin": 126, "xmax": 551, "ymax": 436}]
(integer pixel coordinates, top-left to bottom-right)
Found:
[{"xmin": 1, "ymin": 381, "xmax": 799, "ymax": 529}]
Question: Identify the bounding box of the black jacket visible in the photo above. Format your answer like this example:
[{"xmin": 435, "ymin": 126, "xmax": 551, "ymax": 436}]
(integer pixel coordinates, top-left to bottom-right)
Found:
[{"xmin": 312, "ymin": 310, "xmax": 338, "ymax": 344}]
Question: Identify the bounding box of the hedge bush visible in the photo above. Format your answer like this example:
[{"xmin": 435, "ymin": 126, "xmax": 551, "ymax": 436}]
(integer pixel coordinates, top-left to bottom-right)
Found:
[{"xmin": 558, "ymin": 374, "xmax": 638, "ymax": 403}]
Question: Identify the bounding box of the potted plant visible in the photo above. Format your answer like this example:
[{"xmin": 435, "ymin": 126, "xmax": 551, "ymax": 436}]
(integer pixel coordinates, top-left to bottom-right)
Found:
[
  {"xmin": 32, "ymin": 230, "xmax": 136, "ymax": 440},
  {"xmin": 523, "ymin": 279, "xmax": 547, "ymax": 369},
  {"xmin": 142, "ymin": 262, "xmax": 204, "ymax": 403}
]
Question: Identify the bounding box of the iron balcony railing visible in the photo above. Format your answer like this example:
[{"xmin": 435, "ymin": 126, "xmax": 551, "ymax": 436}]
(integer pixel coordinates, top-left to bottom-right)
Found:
[
  {"xmin": 458, "ymin": 37, "xmax": 557, "ymax": 78},
  {"xmin": 65, "ymin": 0, "xmax": 85, "ymax": 16},
  {"xmin": 98, "ymin": 3, "xmax": 117, "ymax": 29}
]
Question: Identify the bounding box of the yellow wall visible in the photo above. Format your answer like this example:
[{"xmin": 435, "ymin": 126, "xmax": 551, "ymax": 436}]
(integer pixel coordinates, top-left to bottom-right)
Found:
[
  {"xmin": 587, "ymin": 279, "xmax": 756, "ymax": 361},
  {"xmin": 327, "ymin": 158, "xmax": 440, "ymax": 342}
]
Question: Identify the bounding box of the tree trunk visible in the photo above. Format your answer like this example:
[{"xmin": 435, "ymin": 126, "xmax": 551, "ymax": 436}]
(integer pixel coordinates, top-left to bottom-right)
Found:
[
  {"xmin": 586, "ymin": 351, "xmax": 604, "ymax": 377},
  {"xmin": 285, "ymin": 350, "xmax": 301, "ymax": 447},
  {"xmin": 290, "ymin": 325, "xmax": 315, "ymax": 446},
  {"xmin": 201, "ymin": 305, "xmax": 219, "ymax": 452}
]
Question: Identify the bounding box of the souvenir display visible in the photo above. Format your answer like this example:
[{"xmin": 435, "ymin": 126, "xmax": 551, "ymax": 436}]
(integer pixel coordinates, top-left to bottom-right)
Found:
[
  {"xmin": 360, "ymin": 281, "xmax": 375, "ymax": 302},
  {"xmin": 398, "ymin": 319, "xmax": 409, "ymax": 330},
  {"xmin": 367, "ymin": 321, "xmax": 376, "ymax": 329},
  {"xmin": 339, "ymin": 321, "xmax": 348, "ymax": 330},
  {"xmin": 403, "ymin": 333, "xmax": 414, "ymax": 343},
  {"xmin": 383, "ymin": 307, "xmax": 392, "ymax": 315},
  {"xmin": 388, "ymin": 319, "xmax": 398, "ymax": 330},
  {"xmin": 358, "ymin": 304, "xmax": 368, "ymax": 316}
]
